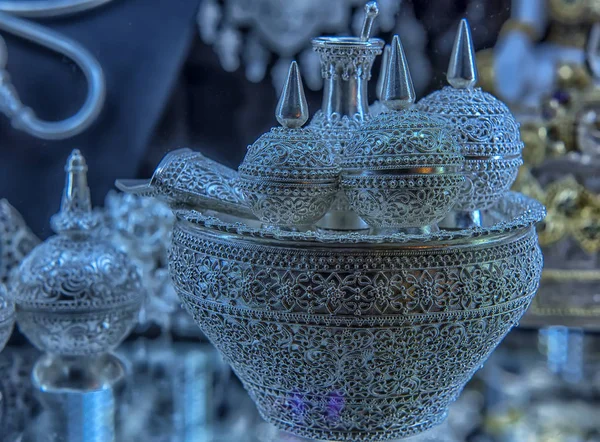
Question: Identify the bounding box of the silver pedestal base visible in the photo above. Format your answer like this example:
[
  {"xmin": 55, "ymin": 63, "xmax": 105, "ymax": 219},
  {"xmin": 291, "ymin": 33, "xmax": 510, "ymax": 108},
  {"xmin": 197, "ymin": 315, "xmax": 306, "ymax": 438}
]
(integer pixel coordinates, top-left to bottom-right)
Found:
[{"xmin": 25, "ymin": 353, "xmax": 125, "ymax": 442}]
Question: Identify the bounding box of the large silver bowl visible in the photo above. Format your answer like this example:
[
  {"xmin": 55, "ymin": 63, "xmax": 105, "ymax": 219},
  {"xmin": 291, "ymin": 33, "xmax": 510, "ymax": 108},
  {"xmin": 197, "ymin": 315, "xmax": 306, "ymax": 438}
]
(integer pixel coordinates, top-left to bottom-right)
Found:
[{"xmin": 168, "ymin": 192, "xmax": 544, "ymax": 442}]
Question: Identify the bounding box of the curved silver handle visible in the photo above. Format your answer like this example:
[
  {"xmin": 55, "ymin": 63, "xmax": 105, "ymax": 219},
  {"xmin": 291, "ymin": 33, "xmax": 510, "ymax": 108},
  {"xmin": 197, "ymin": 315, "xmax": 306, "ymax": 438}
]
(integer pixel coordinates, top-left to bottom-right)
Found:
[
  {"xmin": 0, "ymin": 11, "xmax": 105, "ymax": 140},
  {"xmin": 0, "ymin": 0, "xmax": 114, "ymax": 18}
]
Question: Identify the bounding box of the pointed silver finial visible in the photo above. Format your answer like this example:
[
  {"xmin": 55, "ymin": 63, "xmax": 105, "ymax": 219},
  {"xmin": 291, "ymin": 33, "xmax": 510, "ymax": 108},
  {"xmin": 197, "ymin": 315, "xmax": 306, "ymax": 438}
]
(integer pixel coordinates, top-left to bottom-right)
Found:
[
  {"xmin": 360, "ymin": 1, "xmax": 379, "ymax": 41},
  {"xmin": 276, "ymin": 61, "xmax": 309, "ymax": 129},
  {"xmin": 51, "ymin": 149, "xmax": 98, "ymax": 233},
  {"xmin": 586, "ymin": 23, "xmax": 600, "ymax": 79},
  {"xmin": 448, "ymin": 18, "xmax": 478, "ymax": 89},
  {"xmin": 376, "ymin": 44, "xmax": 391, "ymax": 101},
  {"xmin": 382, "ymin": 35, "xmax": 416, "ymax": 110}
]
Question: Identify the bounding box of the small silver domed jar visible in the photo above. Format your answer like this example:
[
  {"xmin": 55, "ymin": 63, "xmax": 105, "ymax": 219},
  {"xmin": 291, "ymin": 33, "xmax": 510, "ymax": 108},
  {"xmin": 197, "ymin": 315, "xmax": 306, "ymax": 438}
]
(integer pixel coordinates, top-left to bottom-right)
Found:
[
  {"xmin": 342, "ymin": 35, "xmax": 464, "ymax": 230},
  {"xmin": 416, "ymin": 19, "xmax": 523, "ymax": 219},
  {"xmin": 239, "ymin": 62, "xmax": 339, "ymax": 227},
  {"xmin": 12, "ymin": 150, "xmax": 143, "ymax": 357},
  {"xmin": 0, "ymin": 283, "xmax": 14, "ymax": 353}
]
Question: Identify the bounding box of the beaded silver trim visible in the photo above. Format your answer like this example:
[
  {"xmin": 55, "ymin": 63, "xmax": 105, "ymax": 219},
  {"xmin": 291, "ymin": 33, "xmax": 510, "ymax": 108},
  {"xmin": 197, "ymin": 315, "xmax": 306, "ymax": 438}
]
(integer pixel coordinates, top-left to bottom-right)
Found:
[
  {"xmin": 342, "ymin": 174, "xmax": 464, "ymax": 228},
  {"xmin": 340, "ymin": 108, "xmax": 465, "ymax": 228}
]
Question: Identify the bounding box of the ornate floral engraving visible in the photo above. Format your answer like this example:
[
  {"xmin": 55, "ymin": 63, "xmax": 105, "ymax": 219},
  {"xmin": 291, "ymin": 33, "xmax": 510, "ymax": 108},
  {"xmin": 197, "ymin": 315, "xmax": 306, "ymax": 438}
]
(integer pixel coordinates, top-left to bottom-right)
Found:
[
  {"xmin": 417, "ymin": 87, "xmax": 524, "ymax": 212},
  {"xmin": 341, "ymin": 108, "xmax": 465, "ymax": 228},
  {"xmin": 239, "ymin": 127, "xmax": 340, "ymax": 226},
  {"xmin": 151, "ymin": 148, "xmax": 250, "ymax": 217},
  {"xmin": 168, "ymin": 200, "xmax": 543, "ymax": 440},
  {"xmin": 0, "ymin": 284, "xmax": 14, "ymax": 352},
  {"xmin": 0, "ymin": 199, "xmax": 40, "ymax": 284}
]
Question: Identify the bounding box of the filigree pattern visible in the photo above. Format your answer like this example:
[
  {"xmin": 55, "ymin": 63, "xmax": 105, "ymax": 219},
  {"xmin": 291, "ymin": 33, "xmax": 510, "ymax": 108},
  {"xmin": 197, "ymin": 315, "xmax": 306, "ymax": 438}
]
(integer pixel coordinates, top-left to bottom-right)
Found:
[
  {"xmin": 150, "ymin": 148, "xmax": 250, "ymax": 217},
  {"xmin": 240, "ymin": 128, "xmax": 339, "ymax": 180},
  {"xmin": 340, "ymin": 108, "xmax": 465, "ymax": 227},
  {"xmin": 239, "ymin": 183, "xmax": 337, "ymax": 226},
  {"xmin": 16, "ymin": 308, "xmax": 139, "ymax": 357},
  {"xmin": 416, "ymin": 87, "xmax": 524, "ymax": 212},
  {"xmin": 312, "ymin": 38, "xmax": 383, "ymax": 81},
  {"xmin": 0, "ymin": 284, "xmax": 14, "ymax": 352},
  {"xmin": 309, "ymin": 110, "xmax": 369, "ymax": 154},
  {"xmin": 342, "ymin": 174, "xmax": 464, "ymax": 228},
  {"xmin": 343, "ymin": 109, "xmax": 463, "ymax": 169},
  {"xmin": 0, "ymin": 199, "xmax": 40, "ymax": 284},
  {"xmin": 459, "ymin": 160, "xmax": 522, "ymax": 212},
  {"xmin": 240, "ymin": 127, "xmax": 339, "ymax": 226},
  {"xmin": 169, "ymin": 215, "xmax": 543, "ymax": 441},
  {"xmin": 11, "ymin": 234, "xmax": 143, "ymax": 356}
]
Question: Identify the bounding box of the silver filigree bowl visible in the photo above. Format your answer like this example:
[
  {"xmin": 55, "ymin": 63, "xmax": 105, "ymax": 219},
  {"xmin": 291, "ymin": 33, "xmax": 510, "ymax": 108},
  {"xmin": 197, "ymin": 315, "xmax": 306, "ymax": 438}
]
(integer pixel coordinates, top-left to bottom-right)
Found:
[
  {"xmin": 416, "ymin": 87, "xmax": 523, "ymax": 212},
  {"xmin": 0, "ymin": 283, "xmax": 14, "ymax": 353},
  {"xmin": 239, "ymin": 127, "xmax": 340, "ymax": 227},
  {"xmin": 168, "ymin": 192, "xmax": 544, "ymax": 441},
  {"xmin": 342, "ymin": 108, "xmax": 464, "ymax": 229},
  {"xmin": 12, "ymin": 235, "xmax": 143, "ymax": 356}
]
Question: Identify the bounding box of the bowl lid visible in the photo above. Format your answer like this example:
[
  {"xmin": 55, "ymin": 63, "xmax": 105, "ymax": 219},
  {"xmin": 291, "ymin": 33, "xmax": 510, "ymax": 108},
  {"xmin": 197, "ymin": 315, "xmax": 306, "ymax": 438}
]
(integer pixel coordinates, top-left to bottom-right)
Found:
[
  {"xmin": 416, "ymin": 87, "xmax": 523, "ymax": 158},
  {"xmin": 342, "ymin": 108, "xmax": 463, "ymax": 170},
  {"xmin": 239, "ymin": 127, "xmax": 339, "ymax": 181}
]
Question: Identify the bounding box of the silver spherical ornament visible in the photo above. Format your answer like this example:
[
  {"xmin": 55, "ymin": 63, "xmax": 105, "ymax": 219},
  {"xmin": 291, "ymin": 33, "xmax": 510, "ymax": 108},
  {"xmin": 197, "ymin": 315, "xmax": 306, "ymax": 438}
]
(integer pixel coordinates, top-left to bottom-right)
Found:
[
  {"xmin": 12, "ymin": 150, "xmax": 143, "ymax": 357},
  {"xmin": 416, "ymin": 19, "xmax": 523, "ymax": 213},
  {"xmin": 0, "ymin": 283, "xmax": 14, "ymax": 353},
  {"xmin": 342, "ymin": 36, "xmax": 465, "ymax": 229},
  {"xmin": 239, "ymin": 62, "xmax": 340, "ymax": 227}
]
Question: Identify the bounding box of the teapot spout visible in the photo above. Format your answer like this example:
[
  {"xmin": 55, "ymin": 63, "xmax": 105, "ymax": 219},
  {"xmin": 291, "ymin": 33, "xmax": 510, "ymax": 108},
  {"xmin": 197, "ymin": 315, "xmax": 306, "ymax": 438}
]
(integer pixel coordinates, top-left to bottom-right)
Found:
[{"xmin": 115, "ymin": 148, "xmax": 254, "ymax": 219}]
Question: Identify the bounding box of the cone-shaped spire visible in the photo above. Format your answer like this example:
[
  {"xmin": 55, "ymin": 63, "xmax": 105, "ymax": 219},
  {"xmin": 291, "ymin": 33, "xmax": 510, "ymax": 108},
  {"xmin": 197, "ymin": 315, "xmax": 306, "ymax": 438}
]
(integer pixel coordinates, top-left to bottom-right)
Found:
[
  {"xmin": 448, "ymin": 18, "xmax": 478, "ymax": 89},
  {"xmin": 376, "ymin": 44, "xmax": 391, "ymax": 101},
  {"xmin": 586, "ymin": 23, "xmax": 600, "ymax": 79},
  {"xmin": 360, "ymin": 1, "xmax": 379, "ymax": 41},
  {"xmin": 51, "ymin": 149, "xmax": 98, "ymax": 233},
  {"xmin": 276, "ymin": 61, "xmax": 309, "ymax": 129},
  {"xmin": 382, "ymin": 35, "xmax": 416, "ymax": 111}
]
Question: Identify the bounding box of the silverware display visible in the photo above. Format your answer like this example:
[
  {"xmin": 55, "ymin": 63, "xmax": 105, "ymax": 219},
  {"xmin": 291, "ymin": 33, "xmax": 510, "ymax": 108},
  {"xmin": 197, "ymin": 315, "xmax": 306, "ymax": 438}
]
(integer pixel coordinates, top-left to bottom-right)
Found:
[{"xmin": 119, "ymin": 12, "xmax": 546, "ymax": 441}]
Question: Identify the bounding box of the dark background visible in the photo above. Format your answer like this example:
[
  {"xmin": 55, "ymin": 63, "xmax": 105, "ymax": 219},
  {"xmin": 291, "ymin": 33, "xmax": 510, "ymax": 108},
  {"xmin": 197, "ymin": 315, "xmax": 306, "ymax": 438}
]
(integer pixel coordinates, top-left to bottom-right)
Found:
[{"xmin": 0, "ymin": 0, "xmax": 510, "ymax": 237}]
